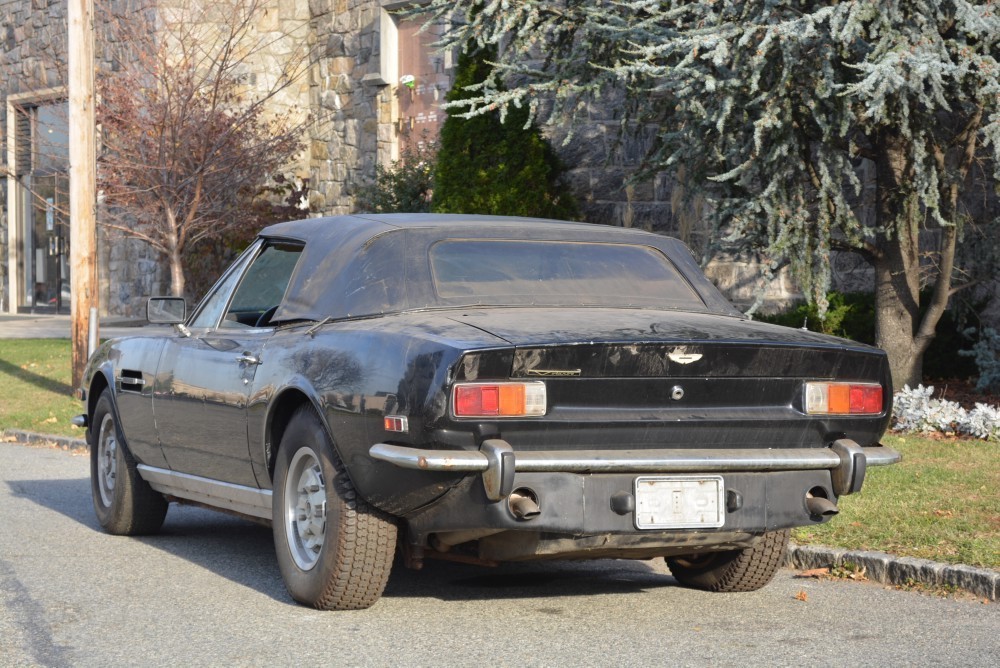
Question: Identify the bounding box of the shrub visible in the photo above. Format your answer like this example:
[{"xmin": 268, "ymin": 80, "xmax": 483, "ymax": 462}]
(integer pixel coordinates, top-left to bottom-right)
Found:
[
  {"xmin": 356, "ymin": 144, "xmax": 436, "ymax": 214},
  {"xmin": 964, "ymin": 403, "xmax": 1000, "ymax": 441},
  {"xmin": 960, "ymin": 327, "xmax": 1000, "ymax": 392},
  {"xmin": 757, "ymin": 291, "xmax": 978, "ymax": 379},
  {"xmin": 892, "ymin": 385, "xmax": 1000, "ymax": 441},
  {"xmin": 756, "ymin": 292, "xmax": 874, "ymax": 342},
  {"xmin": 432, "ymin": 46, "xmax": 579, "ymax": 220}
]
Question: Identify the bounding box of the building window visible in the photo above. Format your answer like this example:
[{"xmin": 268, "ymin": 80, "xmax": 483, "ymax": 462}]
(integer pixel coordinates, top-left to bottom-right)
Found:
[
  {"xmin": 380, "ymin": 5, "xmax": 454, "ymax": 158},
  {"xmin": 394, "ymin": 16, "xmax": 451, "ymax": 154},
  {"xmin": 9, "ymin": 100, "xmax": 70, "ymax": 312}
]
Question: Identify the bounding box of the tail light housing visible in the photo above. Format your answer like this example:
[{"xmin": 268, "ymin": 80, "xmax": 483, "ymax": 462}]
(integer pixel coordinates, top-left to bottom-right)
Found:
[
  {"xmin": 804, "ymin": 382, "xmax": 883, "ymax": 415},
  {"xmin": 453, "ymin": 381, "xmax": 546, "ymax": 418}
]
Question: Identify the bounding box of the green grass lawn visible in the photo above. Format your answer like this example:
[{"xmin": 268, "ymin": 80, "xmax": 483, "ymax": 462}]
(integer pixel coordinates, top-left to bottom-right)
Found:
[
  {"xmin": 1, "ymin": 339, "xmax": 997, "ymax": 568},
  {"xmin": 0, "ymin": 339, "xmax": 82, "ymax": 438},
  {"xmin": 793, "ymin": 433, "xmax": 999, "ymax": 569}
]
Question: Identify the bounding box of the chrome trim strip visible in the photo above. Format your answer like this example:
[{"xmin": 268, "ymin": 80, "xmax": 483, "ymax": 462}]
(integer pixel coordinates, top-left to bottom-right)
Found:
[
  {"xmin": 137, "ymin": 465, "xmax": 272, "ymax": 520},
  {"xmin": 861, "ymin": 447, "xmax": 902, "ymax": 466},
  {"xmin": 369, "ymin": 442, "xmax": 902, "ymax": 475},
  {"xmin": 524, "ymin": 369, "xmax": 582, "ymax": 377},
  {"xmin": 368, "ymin": 445, "xmax": 490, "ymax": 472}
]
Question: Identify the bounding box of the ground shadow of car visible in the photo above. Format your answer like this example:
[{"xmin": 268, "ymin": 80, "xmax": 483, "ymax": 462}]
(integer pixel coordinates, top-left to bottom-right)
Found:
[{"xmin": 10, "ymin": 476, "xmax": 679, "ymax": 605}]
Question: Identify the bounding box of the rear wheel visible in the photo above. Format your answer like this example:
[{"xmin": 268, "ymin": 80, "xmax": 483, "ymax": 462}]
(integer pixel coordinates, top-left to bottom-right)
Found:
[
  {"xmin": 666, "ymin": 529, "xmax": 790, "ymax": 592},
  {"xmin": 272, "ymin": 405, "xmax": 397, "ymax": 610},
  {"xmin": 90, "ymin": 389, "xmax": 168, "ymax": 535}
]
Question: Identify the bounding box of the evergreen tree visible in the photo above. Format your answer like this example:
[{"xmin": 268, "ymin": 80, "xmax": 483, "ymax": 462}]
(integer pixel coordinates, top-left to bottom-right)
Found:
[
  {"xmin": 419, "ymin": 0, "xmax": 1000, "ymax": 389},
  {"xmin": 432, "ymin": 46, "xmax": 578, "ymax": 220}
]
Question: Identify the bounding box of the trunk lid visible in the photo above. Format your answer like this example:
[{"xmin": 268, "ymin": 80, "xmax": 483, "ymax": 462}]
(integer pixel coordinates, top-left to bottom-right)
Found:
[
  {"xmin": 448, "ymin": 307, "xmax": 885, "ymax": 380},
  {"xmin": 445, "ymin": 308, "xmax": 891, "ymax": 450}
]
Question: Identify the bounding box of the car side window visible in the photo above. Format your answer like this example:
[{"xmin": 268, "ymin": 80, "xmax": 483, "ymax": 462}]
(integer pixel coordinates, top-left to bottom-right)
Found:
[
  {"xmin": 220, "ymin": 243, "xmax": 303, "ymax": 329},
  {"xmin": 188, "ymin": 243, "xmax": 261, "ymax": 330}
]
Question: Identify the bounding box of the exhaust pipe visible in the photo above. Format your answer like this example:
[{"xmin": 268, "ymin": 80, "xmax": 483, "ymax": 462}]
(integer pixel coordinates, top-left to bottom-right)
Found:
[
  {"xmin": 508, "ymin": 489, "xmax": 541, "ymax": 520},
  {"xmin": 806, "ymin": 494, "xmax": 839, "ymax": 517}
]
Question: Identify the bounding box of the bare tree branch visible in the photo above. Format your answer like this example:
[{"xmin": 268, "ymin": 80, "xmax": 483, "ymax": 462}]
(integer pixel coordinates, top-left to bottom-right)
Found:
[{"xmin": 95, "ymin": 0, "xmax": 313, "ymax": 296}]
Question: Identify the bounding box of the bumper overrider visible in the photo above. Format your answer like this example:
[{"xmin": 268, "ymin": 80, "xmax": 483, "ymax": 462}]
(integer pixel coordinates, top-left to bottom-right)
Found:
[{"xmin": 369, "ymin": 440, "xmax": 900, "ymax": 559}]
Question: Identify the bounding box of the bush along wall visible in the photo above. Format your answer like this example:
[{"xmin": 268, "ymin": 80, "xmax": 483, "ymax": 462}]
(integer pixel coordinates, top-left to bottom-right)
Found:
[
  {"xmin": 432, "ymin": 46, "xmax": 579, "ymax": 220},
  {"xmin": 893, "ymin": 385, "xmax": 1000, "ymax": 441},
  {"xmin": 756, "ymin": 291, "xmax": 980, "ymax": 380},
  {"xmin": 356, "ymin": 143, "xmax": 436, "ymax": 214}
]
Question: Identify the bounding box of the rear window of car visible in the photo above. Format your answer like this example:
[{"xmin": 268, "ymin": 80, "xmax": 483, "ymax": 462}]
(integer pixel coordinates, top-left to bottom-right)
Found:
[{"xmin": 428, "ymin": 240, "xmax": 705, "ymax": 308}]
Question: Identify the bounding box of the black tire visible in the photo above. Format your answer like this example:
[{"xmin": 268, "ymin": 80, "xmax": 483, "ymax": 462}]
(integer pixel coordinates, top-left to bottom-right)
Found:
[
  {"xmin": 90, "ymin": 389, "xmax": 168, "ymax": 535},
  {"xmin": 272, "ymin": 405, "xmax": 397, "ymax": 610},
  {"xmin": 666, "ymin": 529, "xmax": 790, "ymax": 592}
]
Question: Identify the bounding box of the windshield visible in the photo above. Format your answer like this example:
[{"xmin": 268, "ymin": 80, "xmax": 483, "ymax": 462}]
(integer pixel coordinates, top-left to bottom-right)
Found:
[{"xmin": 429, "ymin": 240, "xmax": 705, "ymax": 309}]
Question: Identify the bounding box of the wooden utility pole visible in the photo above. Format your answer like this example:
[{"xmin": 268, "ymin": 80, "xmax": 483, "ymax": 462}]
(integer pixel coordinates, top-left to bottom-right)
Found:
[{"xmin": 68, "ymin": 0, "xmax": 98, "ymax": 391}]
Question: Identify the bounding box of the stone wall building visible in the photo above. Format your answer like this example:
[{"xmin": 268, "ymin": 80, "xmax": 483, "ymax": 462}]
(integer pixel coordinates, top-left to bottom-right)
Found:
[
  {"xmin": 10, "ymin": 1, "xmax": 991, "ymax": 323},
  {"xmin": 3, "ymin": 0, "xmax": 724, "ymax": 317},
  {"xmin": 1, "ymin": 0, "xmax": 170, "ymax": 316}
]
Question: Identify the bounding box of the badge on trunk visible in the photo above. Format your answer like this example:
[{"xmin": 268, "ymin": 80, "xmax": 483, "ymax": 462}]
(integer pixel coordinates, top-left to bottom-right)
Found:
[{"xmin": 667, "ymin": 348, "xmax": 703, "ymax": 365}]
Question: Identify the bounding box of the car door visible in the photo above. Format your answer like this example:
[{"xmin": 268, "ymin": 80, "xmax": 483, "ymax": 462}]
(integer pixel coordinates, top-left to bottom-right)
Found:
[
  {"xmin": 114, "ymin": 338, "xmax": 170, "ymax": 468},
  {"xmin": 153, "ymin": 241, "xmax": 303, "ymax": 486}
]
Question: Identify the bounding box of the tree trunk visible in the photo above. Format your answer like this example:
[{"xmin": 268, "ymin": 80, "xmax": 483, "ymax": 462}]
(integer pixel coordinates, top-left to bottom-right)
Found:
[
  {"xmin": 168, "ymin": 246, "xmax": 186, "ymax": 297},
  {"xmin": 873, "ymin": 132, "xmax": 922, "ymax": 392},
  {"xmin": 874, "ymin": 239, "xmax": 921, "ymax": 392}
]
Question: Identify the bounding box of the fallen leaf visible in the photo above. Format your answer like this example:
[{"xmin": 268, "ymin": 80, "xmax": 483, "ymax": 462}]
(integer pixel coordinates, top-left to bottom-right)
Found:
[
  {"xmin": 43, "ymin": 417, "xmax": 58, "ymax": 424},
  {"xmin": 794, "ymin": 591, "xmax": 809, "ymax": 602},
  {"xmin": 796, "ymin": 568, "xmax": 830, "ymax": 579}
]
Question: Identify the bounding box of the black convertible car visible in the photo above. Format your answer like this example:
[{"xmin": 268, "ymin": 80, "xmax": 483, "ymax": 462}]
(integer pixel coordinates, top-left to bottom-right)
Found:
[{"xmin": 77, "ymin": 214, "xmax": 899, "ymax": 609}]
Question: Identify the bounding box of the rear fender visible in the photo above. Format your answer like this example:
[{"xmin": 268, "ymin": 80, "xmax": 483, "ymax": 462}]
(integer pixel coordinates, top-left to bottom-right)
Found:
[{"xmin": 260, "ymin": 377, "xmax": 337, "ymax": 485}]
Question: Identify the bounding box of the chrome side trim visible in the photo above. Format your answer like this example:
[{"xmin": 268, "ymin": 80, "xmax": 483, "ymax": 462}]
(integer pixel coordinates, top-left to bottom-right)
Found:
[
  {"xmin": 137, "ymin": 465, "xmax": 272, "ymax": 520},
  {"xmin": 369, "ymin": 440, "xmax": 902, "ymax": 500}
]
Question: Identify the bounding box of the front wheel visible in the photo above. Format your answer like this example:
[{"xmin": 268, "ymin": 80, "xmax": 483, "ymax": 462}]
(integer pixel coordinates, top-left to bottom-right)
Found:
[
  {"xmin": 90, "ymin": 389, "xmax": 168, "ymax": 535},
  {"xmin": 666, "ymin": 529, "xmax": 790, "ymax": 592},
  {"xmin": 272, "ymin": 405, "xmax": 397, "ymax": 610}
]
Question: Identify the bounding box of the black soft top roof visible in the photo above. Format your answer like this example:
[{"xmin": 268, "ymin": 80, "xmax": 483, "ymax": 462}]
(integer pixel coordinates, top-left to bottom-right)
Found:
[{"xmin": 260, "ymin": 214, "xmax": 740, "ymax": 322}]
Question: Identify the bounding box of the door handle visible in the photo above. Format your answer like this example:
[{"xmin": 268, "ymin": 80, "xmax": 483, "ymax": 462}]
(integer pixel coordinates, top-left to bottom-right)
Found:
[{"xmin": 236, "ymin": 353, "xmax": 261, "ymax": 365}]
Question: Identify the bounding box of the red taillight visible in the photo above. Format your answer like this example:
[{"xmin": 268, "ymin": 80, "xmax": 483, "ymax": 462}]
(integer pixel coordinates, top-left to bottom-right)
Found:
[
  {"xmin": 805, "ymin": 382, "xmax": 883, "ymax": 415},
  {"xmin": 453, "ymin": 382, "xmax": 546, "ymax": 417},
  {"xmin": 851, "ymin": 385, "xmax": 883, "ymax": 414}
]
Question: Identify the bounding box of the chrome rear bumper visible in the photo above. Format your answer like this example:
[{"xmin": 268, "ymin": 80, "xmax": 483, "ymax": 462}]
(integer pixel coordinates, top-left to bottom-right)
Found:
[{"xmin": 369, "ymin": 439, "xmax": 900, "ymax": 501}]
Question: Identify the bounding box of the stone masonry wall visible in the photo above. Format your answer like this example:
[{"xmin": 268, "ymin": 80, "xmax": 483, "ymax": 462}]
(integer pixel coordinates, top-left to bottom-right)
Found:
[
  {"xmin": 0, "ymin": 0, "xmax": 67, "ymax": 97},
  {"xmin": 307, "ymin": 0, "xmax": 388, "ymax": 213}
]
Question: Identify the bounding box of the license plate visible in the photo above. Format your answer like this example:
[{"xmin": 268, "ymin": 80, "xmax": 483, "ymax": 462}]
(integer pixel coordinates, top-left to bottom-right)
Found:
[{"xmin": 634, "ymin": 476, "xmax": 725, "ymax": 530}]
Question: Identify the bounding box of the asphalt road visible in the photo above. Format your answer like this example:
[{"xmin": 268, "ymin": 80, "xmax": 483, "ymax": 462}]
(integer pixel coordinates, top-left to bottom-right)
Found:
[{"xmin": 1, "ymin": 443, "xmax": 996, "ymax": 668}]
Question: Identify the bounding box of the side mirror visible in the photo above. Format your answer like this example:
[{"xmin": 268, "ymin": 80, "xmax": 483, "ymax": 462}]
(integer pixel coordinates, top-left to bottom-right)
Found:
[{"xmin": 147, "ymin": 297, "xmax": 186, "ymax": 324}]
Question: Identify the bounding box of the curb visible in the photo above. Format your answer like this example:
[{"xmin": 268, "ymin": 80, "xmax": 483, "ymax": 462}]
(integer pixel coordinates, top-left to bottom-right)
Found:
[
  {"xmin": 3, "ymin": 429, "xmax": 996, "ymax": 601},
  {"xmin": 786, "ymin": 543, "xmax": 998, "ymax": 601},
  {"xmin": 2, "ymin": 429, "xmax": 87, "ymax": 451}
]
